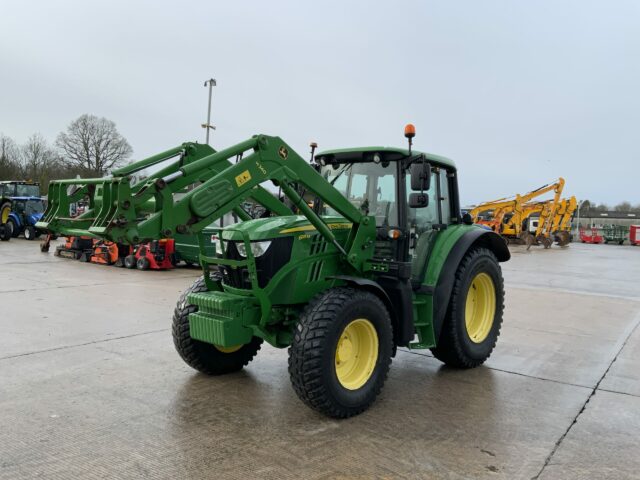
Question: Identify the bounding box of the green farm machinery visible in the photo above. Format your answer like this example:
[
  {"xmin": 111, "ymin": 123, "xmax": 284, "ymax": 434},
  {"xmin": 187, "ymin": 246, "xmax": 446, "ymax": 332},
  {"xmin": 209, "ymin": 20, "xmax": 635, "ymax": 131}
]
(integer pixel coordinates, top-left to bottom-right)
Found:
[
  {"xmin": 37, "ymin": 125, "xmax": 509, "ymax": 418},
  {"xmin": 602, "ymin": 224, "xmax": 629, "ymax": 245}
]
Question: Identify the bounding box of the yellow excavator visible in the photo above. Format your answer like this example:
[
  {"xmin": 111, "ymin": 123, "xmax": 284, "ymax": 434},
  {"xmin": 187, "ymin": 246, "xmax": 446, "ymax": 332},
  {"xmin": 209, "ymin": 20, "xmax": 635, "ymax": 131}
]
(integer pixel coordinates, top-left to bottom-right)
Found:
[
  {"xmin": 550, "ymin": 196, "xmax": 577, "ymax": 246},
  {"xmin": 469, "ymin": 199, "xmax": 516, "ymax": 233},
  {"xmin": 517, "ymin": 195, "xmax": 576, "ymax": 249},
  {"xmin": 470, "ymin": 178, "xmax": 568, "ymax": 248}
]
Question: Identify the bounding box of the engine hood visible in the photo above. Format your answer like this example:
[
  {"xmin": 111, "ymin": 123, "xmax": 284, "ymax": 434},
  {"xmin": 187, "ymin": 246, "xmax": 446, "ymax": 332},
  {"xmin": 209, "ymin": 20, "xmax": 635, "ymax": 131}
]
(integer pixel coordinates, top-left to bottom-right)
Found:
[
  {"xmin": 220, "ymin": 215, "xmax": 352, "ymax": 241},
  {"xmin": 28, "ymin": 213, "xmax": 44, "ymax": 225}
]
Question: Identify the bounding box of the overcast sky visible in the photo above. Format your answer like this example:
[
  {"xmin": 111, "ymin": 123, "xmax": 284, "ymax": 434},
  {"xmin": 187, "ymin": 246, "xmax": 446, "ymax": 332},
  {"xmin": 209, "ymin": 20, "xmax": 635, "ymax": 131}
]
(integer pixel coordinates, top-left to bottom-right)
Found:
[{"xmin": 1, "ymin": 0, "xmax": 638, "ymax": 206}]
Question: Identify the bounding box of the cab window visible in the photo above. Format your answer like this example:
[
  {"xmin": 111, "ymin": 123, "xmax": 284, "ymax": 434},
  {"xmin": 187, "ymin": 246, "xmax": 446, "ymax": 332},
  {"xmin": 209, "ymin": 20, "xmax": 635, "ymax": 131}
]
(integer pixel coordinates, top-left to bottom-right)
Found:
[
  {"xmin": 407, "ymin": 166, "xmax": 453, "ymax": 278},
  {"xmin": 321, "ymin": 162, "xmax": 398, "ymax": 227}
]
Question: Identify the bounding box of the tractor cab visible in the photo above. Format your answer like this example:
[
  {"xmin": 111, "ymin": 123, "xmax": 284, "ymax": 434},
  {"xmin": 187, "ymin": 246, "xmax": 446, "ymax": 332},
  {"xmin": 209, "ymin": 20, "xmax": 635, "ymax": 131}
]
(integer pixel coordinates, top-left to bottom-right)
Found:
[
  {"xmin": 0, "ymin": 181, "xmax": 40, "ymax": 199},
  {"xmin": 315, "ymin": 144, "xmax": 460, "ymax": 286}
]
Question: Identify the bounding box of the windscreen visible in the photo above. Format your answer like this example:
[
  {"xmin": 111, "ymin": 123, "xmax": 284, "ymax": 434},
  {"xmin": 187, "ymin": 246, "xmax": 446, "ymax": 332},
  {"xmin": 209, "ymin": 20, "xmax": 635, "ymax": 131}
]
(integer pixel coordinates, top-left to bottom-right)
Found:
[
  {"xmin": 320, "ymin": 161, "xmax": 398, "ymax": 227},
  {"xmin": 16, "ymin": 184, "xmax": 40, "ymax": 197},
  {"xmin": 25, "ymin": 200, "xmax": 45, "ymax": 215}
]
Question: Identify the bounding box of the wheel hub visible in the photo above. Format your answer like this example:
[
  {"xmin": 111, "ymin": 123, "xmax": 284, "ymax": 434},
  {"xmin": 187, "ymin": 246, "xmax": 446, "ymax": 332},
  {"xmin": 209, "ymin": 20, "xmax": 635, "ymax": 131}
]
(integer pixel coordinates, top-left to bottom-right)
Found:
[
  {"xmin": 336, "ymin": 336, "xmax": 354, "ymax": 363},
  {"xmin": 334, "ymin": 318, "xmax": 379, "ymax": 390},
  {"xmin": 465, "ymin": 273, "xmax": 496, "ymax": 343}
]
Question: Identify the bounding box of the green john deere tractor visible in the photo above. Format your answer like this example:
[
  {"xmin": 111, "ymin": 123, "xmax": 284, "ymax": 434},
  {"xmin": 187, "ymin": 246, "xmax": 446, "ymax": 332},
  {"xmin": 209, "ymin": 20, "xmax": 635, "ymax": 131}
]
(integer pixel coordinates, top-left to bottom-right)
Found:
[{"xmin": 37, "ymin": 125, "xmax": 509, "ymax": 418}]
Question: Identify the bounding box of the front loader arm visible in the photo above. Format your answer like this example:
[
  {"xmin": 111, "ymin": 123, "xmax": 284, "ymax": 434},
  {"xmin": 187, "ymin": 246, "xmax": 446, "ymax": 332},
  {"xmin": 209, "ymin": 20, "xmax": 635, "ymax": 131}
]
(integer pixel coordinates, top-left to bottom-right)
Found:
[
  {"xmin": 38, "ymin": 141, "xmax": 293, "ymax": 241},
  {"xmin": 39, "ymin": 135, "xmax": 376, "ymax": 272},
  {"xmin": 145, "ymin": 135, "xmax": 374, "ymax": 269}
]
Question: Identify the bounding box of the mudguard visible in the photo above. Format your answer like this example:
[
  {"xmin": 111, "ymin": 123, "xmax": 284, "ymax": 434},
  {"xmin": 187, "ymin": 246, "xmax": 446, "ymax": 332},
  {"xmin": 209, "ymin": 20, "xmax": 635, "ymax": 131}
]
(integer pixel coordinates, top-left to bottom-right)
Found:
[
  {"xmin": 430, "ymin": 228, "xmax": 509, "ymax": 341},
  {"xmin": 8, "ymin": 212, "xmax": 21, "ymax": 229},
  {"xmin": 330, "ymin": 275, "xmax": 414, "ymax": 348}
]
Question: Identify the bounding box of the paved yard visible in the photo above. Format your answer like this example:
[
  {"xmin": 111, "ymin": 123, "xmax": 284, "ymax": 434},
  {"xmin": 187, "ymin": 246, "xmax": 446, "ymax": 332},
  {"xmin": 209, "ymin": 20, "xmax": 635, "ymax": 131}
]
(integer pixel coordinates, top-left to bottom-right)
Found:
[{"xmin": 1, "ymin": 239, "xmax": 638, "ymax": 479}]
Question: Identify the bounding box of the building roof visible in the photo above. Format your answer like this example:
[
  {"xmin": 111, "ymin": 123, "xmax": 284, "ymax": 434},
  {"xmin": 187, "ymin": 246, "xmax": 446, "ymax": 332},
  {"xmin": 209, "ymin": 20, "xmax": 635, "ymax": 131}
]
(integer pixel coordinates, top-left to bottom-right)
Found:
[{"xmin": 580, "ymin": 210, "xmax": 639, "ymax": 219}]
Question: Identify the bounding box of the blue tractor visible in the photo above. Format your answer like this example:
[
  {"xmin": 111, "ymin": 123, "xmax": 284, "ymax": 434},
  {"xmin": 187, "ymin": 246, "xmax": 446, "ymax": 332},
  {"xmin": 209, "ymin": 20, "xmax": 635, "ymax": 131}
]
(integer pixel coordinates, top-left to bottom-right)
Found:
[
  {"xmin": 8, "ymin": 197, "xmax": 46, "ymax": 240},
  {"xmin": 0, "ymin": 181, "xmax": 41, "ymax": 241}
]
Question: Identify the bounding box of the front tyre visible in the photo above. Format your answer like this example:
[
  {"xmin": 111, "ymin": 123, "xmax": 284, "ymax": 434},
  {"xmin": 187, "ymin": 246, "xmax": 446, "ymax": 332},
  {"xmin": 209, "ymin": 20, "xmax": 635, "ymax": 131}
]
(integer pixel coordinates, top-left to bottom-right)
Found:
[
  {"xmin": 124, "ymin": 254, "xmax": 136, "ymax": 269},
  {"xmin": 136, "ymin": 256, "xmax": 150, "ymax": 270},
  {"xmin": 8, "ymin": 219, "xmax": 19, "ymax": 238},
  {"xmin": 431, "ymin": 247, "xmax": 504, "ymax": 368},
  {"xmin": 288, "ymin": 287, "xmax": 393, "ymax": 418},
  {"xmin": 24, "ymin": 226, "xmax": 36, "ymax": 240},
  {"xmin": 172, "ymin": 276, "xmax": 262, "ymax": 375}
]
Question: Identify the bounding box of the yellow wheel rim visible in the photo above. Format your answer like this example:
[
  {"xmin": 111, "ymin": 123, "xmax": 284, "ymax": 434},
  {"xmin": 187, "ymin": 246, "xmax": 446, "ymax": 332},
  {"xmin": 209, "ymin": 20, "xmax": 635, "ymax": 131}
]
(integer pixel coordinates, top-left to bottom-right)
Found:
[
  {"xmin": 335, "ymin": 318, "xmax": 378, "ymax": 390},
  {"xmin": 1, "ymin": 205, "xmax": 9, "ymax": 224},
  {"xmin": 214, "ymin": 344, "xmax": 242, "ymax": 353},
  {"xmin": 465, "ymin": 273, "xmax": 496, "ymax": 343}
]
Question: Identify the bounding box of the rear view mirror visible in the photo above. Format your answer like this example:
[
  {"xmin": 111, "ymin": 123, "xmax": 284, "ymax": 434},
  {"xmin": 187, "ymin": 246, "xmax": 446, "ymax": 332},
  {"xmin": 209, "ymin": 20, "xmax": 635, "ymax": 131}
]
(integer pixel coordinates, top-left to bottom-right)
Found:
[
  {"xmin": 409, "ymin": 192, "xmax": 429, "ymax": 208},
  {"xmin": 410, "ymin": 160, "xmax": 431, "ymax": 191}
]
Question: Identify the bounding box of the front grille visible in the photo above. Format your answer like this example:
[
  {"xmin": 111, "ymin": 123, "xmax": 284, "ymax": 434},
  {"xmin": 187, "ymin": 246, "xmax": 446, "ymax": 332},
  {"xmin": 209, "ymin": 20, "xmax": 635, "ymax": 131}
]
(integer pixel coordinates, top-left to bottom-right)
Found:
[{"xmin": 220, "ymin": 236, "xmax": 293, "ymax": 289}]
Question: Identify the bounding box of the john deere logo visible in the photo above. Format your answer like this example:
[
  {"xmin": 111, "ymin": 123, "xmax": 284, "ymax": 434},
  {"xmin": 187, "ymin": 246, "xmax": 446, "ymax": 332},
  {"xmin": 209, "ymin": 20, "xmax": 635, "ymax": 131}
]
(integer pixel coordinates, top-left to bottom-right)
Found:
[
  {"xmin": 235, "ymin": 170, "xmax": 252, "ymax": 187},
  {"xmin": 278, "ymin": 146, "xmax": 289, "ymax": 160}
]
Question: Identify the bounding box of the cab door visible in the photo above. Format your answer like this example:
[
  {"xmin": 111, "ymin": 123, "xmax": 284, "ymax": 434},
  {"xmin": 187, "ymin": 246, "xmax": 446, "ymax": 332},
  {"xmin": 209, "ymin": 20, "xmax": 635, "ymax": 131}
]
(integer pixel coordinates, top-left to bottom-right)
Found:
[{"xmin": 408, "ymin": 166, "xmax": 452, "ymax": 284}]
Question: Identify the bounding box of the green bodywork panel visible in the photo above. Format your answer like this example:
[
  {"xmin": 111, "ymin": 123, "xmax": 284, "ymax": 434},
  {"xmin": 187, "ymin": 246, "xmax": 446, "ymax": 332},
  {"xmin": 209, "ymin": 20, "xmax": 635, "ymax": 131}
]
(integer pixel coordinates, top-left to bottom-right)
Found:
[
  {"xmin": 173, "ymin": 226, "xmax": 218, "ymax": 265},
  {"xmin": 410, "ymin": 223, "xmax": 480, "ymax": 349}
]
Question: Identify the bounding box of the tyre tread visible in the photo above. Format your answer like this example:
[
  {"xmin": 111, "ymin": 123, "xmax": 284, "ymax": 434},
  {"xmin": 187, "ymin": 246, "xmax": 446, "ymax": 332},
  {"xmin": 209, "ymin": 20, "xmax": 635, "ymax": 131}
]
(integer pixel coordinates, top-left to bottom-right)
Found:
[
  {"xmin": 172, "ymin": 276, "xmax": 261, "ymax": 375},
  {"xmin": 288, "ymin": 287, "xmax": 392, "ymax": 418}
]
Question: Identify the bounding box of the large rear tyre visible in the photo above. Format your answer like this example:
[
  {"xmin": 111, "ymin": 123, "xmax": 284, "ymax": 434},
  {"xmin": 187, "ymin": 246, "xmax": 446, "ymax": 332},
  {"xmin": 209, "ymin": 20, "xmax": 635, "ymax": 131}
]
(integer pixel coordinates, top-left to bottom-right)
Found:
[
  {"xmin": 0, "ymin": 202, "xmax": 10, "ymax": 241},
  {"xmin": 172, "ymin": 276, "xmax": 262, "ymax": 375},
  {"xmin": 288, "ymin": 287, "xmax": 393, "ymax": 418},
  {"xmin": 431, "ymin": 247, "xmax": 504, "ymax": 368}
]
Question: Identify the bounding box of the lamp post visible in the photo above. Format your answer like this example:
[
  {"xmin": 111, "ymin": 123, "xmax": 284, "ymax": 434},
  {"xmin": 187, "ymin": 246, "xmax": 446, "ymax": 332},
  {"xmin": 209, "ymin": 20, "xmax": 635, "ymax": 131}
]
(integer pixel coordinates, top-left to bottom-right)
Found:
[
  {"xmin": 202, "ymin": 78, "xmax": 217, "ymax": 145},
  {"xmin": 576, "ymin": 199, "xmax": 585, "ymax": 238}
]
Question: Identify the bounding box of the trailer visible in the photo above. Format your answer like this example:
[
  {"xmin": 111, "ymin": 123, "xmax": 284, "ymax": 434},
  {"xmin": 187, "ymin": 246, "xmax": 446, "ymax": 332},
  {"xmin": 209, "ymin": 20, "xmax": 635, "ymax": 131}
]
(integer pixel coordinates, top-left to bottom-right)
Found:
[
  {"xmin": 579, "ymin": 227, "xmax": 603, "ymax": 244},
  {"xmin": 602, "ymin": 224, "xmax": 629, "ymax": 245},
  {"xmin": 629, "ymin": 225, "xmax": 640, "ymax": 246}
]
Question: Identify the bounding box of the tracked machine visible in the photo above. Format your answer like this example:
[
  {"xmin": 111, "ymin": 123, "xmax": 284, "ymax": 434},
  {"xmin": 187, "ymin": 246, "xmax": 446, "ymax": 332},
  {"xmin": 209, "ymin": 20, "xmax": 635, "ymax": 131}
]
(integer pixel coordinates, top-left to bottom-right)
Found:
[{"xmin": 38, "ymin": 126, "xmax": 509, "ymax": 418}]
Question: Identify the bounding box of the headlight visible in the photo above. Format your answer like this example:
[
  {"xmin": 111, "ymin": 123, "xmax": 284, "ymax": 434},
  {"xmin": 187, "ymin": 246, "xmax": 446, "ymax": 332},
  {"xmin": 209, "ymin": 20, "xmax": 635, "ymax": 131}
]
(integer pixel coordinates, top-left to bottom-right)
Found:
[{"xmin": 236, "ymin": 240, "xmax": 272, "ymax": 258}]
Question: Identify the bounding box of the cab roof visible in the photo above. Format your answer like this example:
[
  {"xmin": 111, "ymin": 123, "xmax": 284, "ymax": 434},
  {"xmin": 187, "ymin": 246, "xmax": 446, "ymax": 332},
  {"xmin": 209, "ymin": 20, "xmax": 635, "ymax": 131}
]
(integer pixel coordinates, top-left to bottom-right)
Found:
[
  {"xmin": 316, "ymin": 146, "xmax": 456, "ymax": 170},
  {"xmin": 0, "ymin": 180, "xmax": 39, "ymax": 184}
]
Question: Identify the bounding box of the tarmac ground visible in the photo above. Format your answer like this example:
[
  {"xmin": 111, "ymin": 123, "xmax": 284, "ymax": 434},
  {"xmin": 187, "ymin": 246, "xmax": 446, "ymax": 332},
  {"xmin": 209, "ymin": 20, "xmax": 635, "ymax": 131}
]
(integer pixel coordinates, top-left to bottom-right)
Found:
[{"xmin": 1, "ymin": 238, "xmax": 639, "ymax": 479}]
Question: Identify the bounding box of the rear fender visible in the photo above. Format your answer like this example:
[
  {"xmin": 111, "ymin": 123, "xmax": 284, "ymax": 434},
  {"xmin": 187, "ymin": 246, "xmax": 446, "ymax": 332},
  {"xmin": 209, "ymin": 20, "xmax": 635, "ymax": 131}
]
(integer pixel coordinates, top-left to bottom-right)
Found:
[
  {"xmin": 8, "ymin": 212, "xmax": 21, "ymax": 228},
  {"xmin": 423, "ymin": 226, "xmax": 509, "ymax": 342}
]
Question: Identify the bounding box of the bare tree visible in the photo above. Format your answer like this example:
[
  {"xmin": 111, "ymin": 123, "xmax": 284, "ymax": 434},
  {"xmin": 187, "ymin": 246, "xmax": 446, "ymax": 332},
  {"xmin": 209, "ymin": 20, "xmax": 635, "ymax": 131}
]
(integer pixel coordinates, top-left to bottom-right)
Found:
[
  {"xmin": 56, "ymin": 114, "xmax": 132, "ymax": 176},
  {"xmin": 594, "ymin": 203, "xmax": 609, "ymax": 212},
  {"xmin": 578, "ymin": 199, "xmax": 591, "ymax": 213},
  {"xmin": 614, "ymin": 201, "xmax": 632, "ymax": 212},
  {"xmin": 20, "ymin": 133, "xmax": 59, "ymax": 183},
  {"xmin": 0, "ymin": 134, "xmax": 21, "ymax": 179}
]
